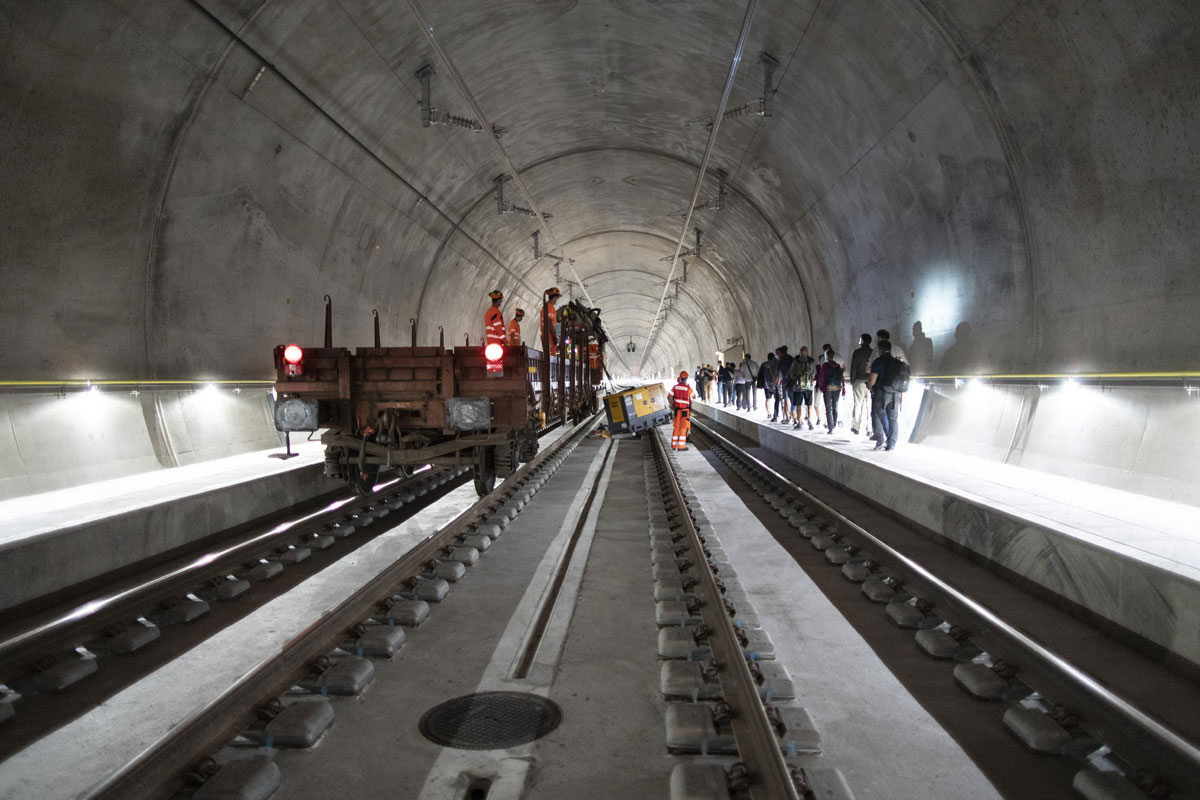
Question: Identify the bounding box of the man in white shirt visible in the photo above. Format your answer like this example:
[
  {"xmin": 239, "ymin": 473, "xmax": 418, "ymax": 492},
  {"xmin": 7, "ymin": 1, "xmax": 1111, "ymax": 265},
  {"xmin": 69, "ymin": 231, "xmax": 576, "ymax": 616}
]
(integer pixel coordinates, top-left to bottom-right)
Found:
[
  {"xmin": 872, "ymin": 329, "xmax": 907, "ymax": 364},
  {"xmin": 737, "ymin": 353, "xmax": 759, "ymax": 411}
]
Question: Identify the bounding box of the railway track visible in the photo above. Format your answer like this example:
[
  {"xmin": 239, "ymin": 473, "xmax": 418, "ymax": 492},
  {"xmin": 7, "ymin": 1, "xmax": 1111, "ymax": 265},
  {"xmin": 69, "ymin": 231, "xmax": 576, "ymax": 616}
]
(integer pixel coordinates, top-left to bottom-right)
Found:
[
  {"xmin": 691, "ymin": 418, "xmax": 1200, "ymax": 800},
  {"xmin": 0, "ymin": 465, "xmax": 475, "ymax": 759},
  {"xmin": 10, "ymin": 408, "xmax": 1194, "ymax": 799},
  {"xmin": 3, "ymin": 415, "xmax": 599, "ymax": 800}
]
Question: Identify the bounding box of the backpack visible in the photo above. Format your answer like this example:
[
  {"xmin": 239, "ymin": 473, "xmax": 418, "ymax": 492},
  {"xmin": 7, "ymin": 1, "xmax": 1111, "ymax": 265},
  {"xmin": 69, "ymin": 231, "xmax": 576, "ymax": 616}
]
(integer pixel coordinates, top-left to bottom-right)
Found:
[
  {"xmin": 788, "ymin": 358, "xmax": 812, "ymax": 389},
  {"xmin": 824, "ymin": 361, "xmax": 843, "ymax": 390},
  {"xmin": 887, "ymin": 359, "xmax": 911, "ymax": 393}
]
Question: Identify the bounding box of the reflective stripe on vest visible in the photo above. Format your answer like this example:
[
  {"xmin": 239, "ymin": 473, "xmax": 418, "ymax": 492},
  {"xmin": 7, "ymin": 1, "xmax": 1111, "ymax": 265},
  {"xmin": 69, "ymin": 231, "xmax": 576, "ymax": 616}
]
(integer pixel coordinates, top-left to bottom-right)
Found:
[
  {"xmin": 485, "ymin": 307, "xmax": 505, "ymax": 345},
  {"xmin": 671, "ymin": 383, "xmax": 692, "ymax": 408}
]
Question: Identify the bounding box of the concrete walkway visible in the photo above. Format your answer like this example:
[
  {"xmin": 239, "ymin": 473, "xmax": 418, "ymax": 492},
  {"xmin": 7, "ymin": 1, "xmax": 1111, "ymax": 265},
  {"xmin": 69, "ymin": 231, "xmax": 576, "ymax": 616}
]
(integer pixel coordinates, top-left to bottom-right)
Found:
[{"xmin": 697, "ymin": 398, "xmax": 1200, "ymax": 669}]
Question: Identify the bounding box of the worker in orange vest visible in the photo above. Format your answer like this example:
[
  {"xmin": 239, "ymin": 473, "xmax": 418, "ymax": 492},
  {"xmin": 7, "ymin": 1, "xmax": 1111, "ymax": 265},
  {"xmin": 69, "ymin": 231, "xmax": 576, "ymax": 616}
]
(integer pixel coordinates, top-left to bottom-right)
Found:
[
  {"xmin": 484, "ymin": 289, "xmax": 505, "ymax": 347},
  {"xmin": 540, "ymin": 287, "xmax": 562, "ymax": 355},
  {"xmin": 507, "ymin": 308, "xmax": 524, "ymax": 346},
  {"xmin": 671, "ymin": 371, "xmax": 696, "ymax": 450}
]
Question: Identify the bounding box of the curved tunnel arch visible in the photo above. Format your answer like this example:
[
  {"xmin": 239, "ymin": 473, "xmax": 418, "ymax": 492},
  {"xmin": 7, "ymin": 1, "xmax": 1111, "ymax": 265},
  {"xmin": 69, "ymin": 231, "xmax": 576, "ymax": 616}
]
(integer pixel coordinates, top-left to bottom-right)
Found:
[{"xmin": 0, "ymin": 0, "xmax": 1193, "ymax": 386}]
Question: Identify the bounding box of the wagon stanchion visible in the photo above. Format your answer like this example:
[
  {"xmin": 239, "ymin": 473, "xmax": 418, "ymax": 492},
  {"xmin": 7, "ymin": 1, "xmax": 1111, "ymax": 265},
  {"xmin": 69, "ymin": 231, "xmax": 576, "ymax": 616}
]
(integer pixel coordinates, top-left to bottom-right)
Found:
[
  {"xmin": 323, "ymin": 295, "xmax": 333, "ymax": 348},
  {"xmin": 410, "ymin": 317, "xmax": 417, "ymax": 347}
]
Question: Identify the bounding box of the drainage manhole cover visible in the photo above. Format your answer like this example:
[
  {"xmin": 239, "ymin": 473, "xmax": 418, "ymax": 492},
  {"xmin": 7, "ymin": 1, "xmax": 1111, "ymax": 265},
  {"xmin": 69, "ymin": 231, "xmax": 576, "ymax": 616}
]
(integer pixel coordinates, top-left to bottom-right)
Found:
[{"xmin": 418, "ymin": 691, "xmax": 562, "ymax": 750}]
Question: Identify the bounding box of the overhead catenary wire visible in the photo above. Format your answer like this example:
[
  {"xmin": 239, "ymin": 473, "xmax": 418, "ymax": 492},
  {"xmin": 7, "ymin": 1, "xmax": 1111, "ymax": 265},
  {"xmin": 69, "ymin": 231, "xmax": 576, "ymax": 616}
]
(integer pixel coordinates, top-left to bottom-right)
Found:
[
  {"xmin": 637, "ymin": 0, "xmax": 760, "ymax": 376},
  {"xmin": 403, "ymin": 0, "xmax": 631, "ymax": 375}
]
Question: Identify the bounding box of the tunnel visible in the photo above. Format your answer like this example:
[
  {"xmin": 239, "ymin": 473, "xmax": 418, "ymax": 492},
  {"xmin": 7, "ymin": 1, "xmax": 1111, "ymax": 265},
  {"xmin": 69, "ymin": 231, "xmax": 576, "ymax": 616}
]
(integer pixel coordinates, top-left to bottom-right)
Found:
[{"xmin": 2, "ymin": 2, "xmax": 1199, "ymax": 799}]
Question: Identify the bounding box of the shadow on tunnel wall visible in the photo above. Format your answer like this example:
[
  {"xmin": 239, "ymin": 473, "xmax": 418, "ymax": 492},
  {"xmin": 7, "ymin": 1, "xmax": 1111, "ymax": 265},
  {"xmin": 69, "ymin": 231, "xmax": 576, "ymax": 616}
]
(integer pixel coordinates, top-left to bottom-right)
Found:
[{"xmin": 937, "ymin": 321, "xmax": 982, "ymax": 375}]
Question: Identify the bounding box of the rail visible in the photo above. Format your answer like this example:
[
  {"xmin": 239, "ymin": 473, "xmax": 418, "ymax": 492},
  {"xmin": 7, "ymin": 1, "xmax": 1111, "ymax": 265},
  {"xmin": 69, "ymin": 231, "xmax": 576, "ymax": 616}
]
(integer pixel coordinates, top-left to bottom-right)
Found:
[
  {"xmin": 650, "ymin": 430, "xmax": 800, "ymax": 800},
  {"xmin": 693, "ymin": 418, "xmax": 1200, "ymax": 797},
  {"xmin": 0, "ymin": 471, "xmax": 441, "ymax": 669}
]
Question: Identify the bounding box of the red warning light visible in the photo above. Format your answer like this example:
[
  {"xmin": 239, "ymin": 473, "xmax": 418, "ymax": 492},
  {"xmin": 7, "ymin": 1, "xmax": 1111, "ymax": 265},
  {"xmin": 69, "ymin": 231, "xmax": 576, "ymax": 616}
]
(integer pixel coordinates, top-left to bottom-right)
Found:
[
  {"xmin": 484, "ymin": 343, "xmax": 504, "ymax": 378},
  {"xmin": 283, "ymin": 344, "xmax": 304, "ymax": 364}
]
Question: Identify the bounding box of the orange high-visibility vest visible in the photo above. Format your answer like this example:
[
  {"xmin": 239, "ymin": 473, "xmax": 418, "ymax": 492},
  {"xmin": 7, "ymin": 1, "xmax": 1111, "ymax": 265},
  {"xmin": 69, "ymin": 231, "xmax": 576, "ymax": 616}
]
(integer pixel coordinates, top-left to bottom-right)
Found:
[
  {"xmin": 671, "ymin": 382, "xmax": 694, "ymax": 409},
  {"xmin": 588, "ymin": 342, "xmax": 599, "ymax": 369},
  {"xmin": 507, "ymin": 318, "xmax": 522, "ymax": 346},
  {"xmin": 484, "ymin": 306, "xmax": 505, "ymax": 346}
]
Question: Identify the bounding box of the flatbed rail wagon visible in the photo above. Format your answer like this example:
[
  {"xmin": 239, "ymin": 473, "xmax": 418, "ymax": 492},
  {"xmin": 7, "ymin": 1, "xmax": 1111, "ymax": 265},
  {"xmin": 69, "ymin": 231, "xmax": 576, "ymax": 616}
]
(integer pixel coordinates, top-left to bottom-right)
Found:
[{"xmin": 272, "ymin": 298, "xmax": 605, "ymax": 495}]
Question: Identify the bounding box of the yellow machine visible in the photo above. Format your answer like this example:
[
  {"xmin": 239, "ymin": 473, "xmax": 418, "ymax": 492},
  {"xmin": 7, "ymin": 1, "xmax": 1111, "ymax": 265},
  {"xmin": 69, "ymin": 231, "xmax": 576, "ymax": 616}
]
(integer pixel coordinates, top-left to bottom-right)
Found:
[{"xmin": 603, "ymin": 384, "xmax": 672, "ymax": 436}]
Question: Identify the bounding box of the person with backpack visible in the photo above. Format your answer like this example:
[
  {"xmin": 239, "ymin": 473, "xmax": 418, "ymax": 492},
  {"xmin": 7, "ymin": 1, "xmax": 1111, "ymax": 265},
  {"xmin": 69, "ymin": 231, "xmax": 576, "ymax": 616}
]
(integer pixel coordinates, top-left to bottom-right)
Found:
[
  {"xmin": 816, "ymin": 348, "xmax": 846, "ymax": 433},
  {"xmin": 867, "ymin": 339, "xmax": 909, "ymax": 450},
  {"xmin": 788, "ymin": 346, "xmax": 817, "ymax": 430}
]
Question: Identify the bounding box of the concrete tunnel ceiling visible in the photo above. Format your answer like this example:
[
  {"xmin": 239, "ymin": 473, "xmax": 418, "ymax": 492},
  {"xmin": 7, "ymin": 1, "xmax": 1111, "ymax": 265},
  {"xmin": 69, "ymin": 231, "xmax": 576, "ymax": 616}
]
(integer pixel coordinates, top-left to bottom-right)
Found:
[{"xmin": 2, "ymin": 0, "xmax": 1198, "ymax": 381}]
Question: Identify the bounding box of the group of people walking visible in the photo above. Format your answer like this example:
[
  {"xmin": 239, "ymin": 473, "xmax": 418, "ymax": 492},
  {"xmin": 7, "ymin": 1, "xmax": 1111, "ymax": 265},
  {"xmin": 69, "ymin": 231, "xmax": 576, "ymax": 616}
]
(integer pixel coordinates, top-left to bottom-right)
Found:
[{"xmin": 692, "ymin": 329, "xmax": 911, "ymax": 451}]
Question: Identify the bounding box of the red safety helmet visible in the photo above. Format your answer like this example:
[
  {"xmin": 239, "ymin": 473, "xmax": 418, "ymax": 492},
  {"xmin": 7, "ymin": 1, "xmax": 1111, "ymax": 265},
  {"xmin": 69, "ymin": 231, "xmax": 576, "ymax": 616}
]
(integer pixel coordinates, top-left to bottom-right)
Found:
[
  {"xmin": 488, "ymin": 289, "xmax": 503, "ymax": 300},
  {"xmin": 678, "ymin": 371, "xmax": 689, "ymax": 381}
]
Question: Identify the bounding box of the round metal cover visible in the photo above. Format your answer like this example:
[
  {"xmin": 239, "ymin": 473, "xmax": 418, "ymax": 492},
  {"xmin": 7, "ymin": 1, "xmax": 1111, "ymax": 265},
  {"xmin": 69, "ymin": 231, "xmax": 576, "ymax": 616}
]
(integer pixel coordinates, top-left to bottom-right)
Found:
[{"xmin": 418, "ymin": 691, "xmax": 561, "ymax": 750}]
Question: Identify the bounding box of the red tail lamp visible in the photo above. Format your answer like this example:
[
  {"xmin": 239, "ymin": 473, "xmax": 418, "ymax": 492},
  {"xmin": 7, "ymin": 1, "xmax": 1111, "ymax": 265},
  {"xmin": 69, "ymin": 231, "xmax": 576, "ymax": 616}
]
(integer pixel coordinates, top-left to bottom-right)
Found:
[
  {"xmin": 283, "ymin": 344, "xmax": 304, "ymax": 376},
  {"xmin": 484, "ymin": 343, "xmax": 504, "ymax": 377}
]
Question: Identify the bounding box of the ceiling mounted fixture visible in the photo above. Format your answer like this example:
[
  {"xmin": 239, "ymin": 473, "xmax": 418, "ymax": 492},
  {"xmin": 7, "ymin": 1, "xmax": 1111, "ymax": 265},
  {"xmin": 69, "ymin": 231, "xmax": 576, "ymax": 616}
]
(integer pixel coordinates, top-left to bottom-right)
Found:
[
  {"xmin": 673, "ymin": 170, "xmax": 729, "ymax": 217},
  {"xmin": 531, "ymin": 231, "xmax": 572, "ymax": 263},
  {"xmin": 415, "ymin": 64, "xmax": 506, "ymax": 137},
  {"xmin": 685, "ymin": 53, "xmax": 779, "ymax": 130},
  {"xmin": 495, "ymin": 176, "xmax": 552, "ymax": 219},
  {"xmin": 660, "ymin": 228, "xmax": 712, "ymax": 261}
]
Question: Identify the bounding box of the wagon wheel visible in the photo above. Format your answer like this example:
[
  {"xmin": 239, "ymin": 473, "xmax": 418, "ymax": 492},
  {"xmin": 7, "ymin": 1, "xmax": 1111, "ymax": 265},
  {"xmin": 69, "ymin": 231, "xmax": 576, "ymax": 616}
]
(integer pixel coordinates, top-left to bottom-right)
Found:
[
  {"xmin": 494, "ymin": 440, "xmax": 516, "ymax": 478},
  {"xmin": 473, "ymin": 446, "xmax": 496, "ymax": 496},
  {"xmin": 520, "ymin": 431, "xmax": 539, "ymax": 462},
  {"xmin": 351, "ymin": 463, "xmax": 379, "ymax": 496}
]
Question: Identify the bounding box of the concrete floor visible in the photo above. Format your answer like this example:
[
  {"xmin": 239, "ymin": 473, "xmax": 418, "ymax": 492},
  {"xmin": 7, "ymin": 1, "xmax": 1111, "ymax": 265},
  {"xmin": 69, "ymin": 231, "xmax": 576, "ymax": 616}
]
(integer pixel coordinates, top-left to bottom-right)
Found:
[{"xmin": 262, "ymin": 429, "xmax": 1001, "ymax": 799}]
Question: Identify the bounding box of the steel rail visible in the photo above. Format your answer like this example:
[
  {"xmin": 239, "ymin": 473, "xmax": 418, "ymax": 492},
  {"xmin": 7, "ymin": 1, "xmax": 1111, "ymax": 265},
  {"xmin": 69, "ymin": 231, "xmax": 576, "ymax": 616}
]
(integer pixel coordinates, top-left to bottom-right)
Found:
[
  {"xmin": 637, "ymin": 0, "xmax": 760, "ymax": 375},
  {"xmin": 651, "ymin": 430, "xmax": 799, "ymax": 800},
  {"xmin": 694, "ymin": 418, "xmax": 1200, "ymax": 796},
  {"xmin": 0, "ymin": 471, "xmax": 445, "ymax": 667},
  {"xmin": 89, "ymin": 413, "xmax": 601, "ymax": 800},
  {"xmin": 403, "ymin": 0, "xmax": 631, "ymax": 376}
]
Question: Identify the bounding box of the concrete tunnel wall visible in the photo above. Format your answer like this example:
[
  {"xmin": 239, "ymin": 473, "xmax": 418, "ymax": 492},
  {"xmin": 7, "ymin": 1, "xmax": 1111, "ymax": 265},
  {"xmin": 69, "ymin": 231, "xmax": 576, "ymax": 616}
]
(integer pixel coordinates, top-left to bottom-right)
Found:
[{"xmin": 0, "ymin": 1, "xmax": 1197, "ymax": 495}]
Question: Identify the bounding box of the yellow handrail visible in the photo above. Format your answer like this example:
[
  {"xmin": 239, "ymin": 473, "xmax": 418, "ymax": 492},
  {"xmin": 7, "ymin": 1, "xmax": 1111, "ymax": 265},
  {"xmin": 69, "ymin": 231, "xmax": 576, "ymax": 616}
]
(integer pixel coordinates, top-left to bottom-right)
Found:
[
  {"xmin": 0, "ymin": 379, "xmax": 276, "ymax": 387},
  {"xmin": 916, "ymin": 372, "xmax": 1200, "ymax": 380}
]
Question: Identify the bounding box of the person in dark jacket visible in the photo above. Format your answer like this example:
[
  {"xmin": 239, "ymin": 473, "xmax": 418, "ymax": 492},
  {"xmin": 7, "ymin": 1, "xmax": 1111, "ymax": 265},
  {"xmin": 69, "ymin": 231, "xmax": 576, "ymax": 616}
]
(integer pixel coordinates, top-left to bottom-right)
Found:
[
  {"xmin": 771, "ymin": 346, "xmax": 794, "ymax": 422},
  {"xmin": 849, "ymin": 333, "xmax": 873, "ymax": 435},
  {"xmin": 868, "ymin": 340, "xmax": 901, "ymax": 450},
  {"xmin": 758, "ymin": 354, "xmax": 776, "ymax": 419},
  {"xmin": 718, "ymin": 362, "xmax": 734, "ymax": 407},
  {"xmin": 817, "ymin": 349, "xmax": 846, "ymax": 433}
]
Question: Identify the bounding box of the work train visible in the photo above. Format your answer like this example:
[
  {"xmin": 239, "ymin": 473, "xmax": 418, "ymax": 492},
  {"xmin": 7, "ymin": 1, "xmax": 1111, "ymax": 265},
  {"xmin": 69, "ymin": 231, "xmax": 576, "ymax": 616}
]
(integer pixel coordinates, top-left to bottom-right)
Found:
[{"xmin": 272, "ymin": 297, "xmax": 606, "ymax": 496}]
